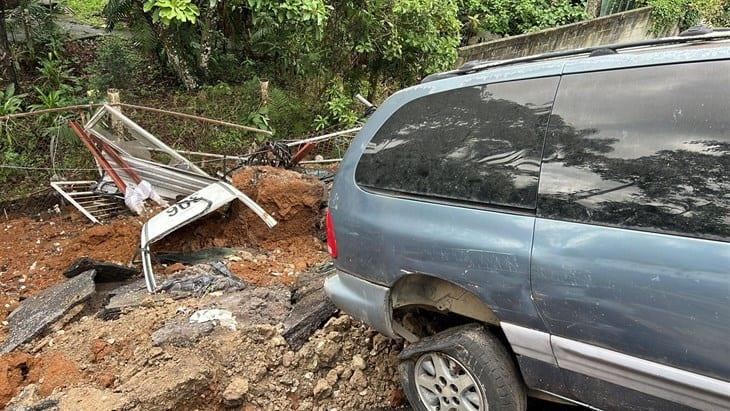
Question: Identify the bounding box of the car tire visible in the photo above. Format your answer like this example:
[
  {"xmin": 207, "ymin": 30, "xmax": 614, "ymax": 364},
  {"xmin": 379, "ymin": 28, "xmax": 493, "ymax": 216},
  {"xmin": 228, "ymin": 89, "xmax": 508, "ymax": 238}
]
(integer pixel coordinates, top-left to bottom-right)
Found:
[{"xmin": 399, "ymin": 324, "xmax": 526, "ymax": 411}]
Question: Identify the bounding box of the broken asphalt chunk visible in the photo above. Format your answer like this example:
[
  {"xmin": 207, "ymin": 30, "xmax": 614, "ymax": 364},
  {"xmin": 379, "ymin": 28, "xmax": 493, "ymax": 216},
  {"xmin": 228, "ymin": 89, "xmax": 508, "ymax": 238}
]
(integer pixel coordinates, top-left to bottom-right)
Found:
[
  {"xmin": 64, "ymin": 257, "xmax": 138, "ymax": 283},
  {"xmin": 282, "ymin": 264, "xmax": 338, "ymax": 351},
  {"xmin": 157, "ymin": 264, "xmax": 247, "ymax": 298},
  {"xmin": 1, "ymin": 270, "xmax": 96, "ymax": 354}
]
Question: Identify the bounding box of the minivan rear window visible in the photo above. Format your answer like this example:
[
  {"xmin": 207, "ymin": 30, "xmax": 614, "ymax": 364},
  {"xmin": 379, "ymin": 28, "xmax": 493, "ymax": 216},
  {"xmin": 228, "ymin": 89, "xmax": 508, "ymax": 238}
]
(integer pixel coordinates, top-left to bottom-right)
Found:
[
  {"xmin": 355, "ymin": 76, "xmax": 560, "ymax": 209},
  {"xmin": 538, "ymin": 61, "xmax": 730, "ymax": 241}
]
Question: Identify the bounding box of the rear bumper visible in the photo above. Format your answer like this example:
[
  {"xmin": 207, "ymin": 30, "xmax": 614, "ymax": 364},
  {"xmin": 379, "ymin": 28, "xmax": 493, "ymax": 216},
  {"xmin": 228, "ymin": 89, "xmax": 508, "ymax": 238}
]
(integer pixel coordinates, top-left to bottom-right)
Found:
[{"xmin": 324, "ymin": 270, "xmax": 397, "ymax": 338}]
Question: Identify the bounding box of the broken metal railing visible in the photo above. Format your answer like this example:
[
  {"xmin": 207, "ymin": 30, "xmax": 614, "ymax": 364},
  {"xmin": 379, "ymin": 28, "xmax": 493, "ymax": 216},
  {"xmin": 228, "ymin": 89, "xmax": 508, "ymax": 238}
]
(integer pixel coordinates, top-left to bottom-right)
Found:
[
  {"xmin": 285, "ymin": 127, "xmax": 362, "ymax": 164},
  {"xmin": 140, "ymin": 181, "xmax": 278, "ymax": 292},
  {"xmin": 50, "ymin": 181, "xmax": 126, "ymax": 224},
  {"xmin": 86, "ymin": 104, "xmax": 210, "ymax": 177}
]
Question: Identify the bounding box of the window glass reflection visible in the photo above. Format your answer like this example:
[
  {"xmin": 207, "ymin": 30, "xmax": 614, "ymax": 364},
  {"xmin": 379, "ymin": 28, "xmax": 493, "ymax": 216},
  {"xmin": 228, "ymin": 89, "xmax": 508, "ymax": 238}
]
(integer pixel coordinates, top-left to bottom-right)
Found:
[
  {"xmin": 355, "ymin": 77, "xmax": 560, "ymax": 209},
  {"xmin": 539, "ymin": 61, "xmax": 730, "ymax": 241}
]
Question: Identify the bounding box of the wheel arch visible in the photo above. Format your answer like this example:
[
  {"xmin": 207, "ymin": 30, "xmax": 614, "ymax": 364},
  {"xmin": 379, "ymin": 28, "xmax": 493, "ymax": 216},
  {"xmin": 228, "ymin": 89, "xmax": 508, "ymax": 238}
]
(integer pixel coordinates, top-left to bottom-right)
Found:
[{"xmin": 389, "ymin": 274, "xmax": 501, "ymax": 340}]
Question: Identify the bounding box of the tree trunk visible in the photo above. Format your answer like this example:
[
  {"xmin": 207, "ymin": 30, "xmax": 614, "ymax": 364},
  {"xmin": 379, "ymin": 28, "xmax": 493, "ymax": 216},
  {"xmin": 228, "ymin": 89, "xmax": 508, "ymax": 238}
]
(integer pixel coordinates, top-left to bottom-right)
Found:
[
  {"xmin": 585, "ymin": 0, "xmax": 602, "ymax": 18},
  {"xmin": 198, "ymin": 1, "xmax": 218, "ymax": 79},
  {"xmin": 158, "ymin": 25, "xmax": 199, "ymax": 90},
  {"xmin": 0, "ymin": 0, "xmax": 18, "ymax": 86},
  {"xmin": 21, "ymin": 5, "xmax": 33, "ymax": 60}
]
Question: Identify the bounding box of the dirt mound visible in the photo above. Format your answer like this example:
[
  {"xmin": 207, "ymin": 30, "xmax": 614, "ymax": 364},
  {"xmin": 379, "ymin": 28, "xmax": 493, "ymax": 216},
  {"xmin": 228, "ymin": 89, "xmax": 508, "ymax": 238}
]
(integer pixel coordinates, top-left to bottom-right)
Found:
[
  {"xmin": 0, "ymin": 351, "xmax": 81, "ymax": 407},
  {"xmin": 156, "ymin": 166, "xmax": 329, "ymax": 285},
  {"xmin": 157, "ymin": 166, "xmax": 326, "ymax": 251}
]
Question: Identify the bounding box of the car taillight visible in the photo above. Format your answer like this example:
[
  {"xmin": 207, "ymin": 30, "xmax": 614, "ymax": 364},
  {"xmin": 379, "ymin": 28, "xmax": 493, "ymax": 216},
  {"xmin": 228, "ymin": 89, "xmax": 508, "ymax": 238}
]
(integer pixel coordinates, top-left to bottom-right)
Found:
[{"xmin": 326, "ymin": 209, "xmax": 338, "ymax": 258}]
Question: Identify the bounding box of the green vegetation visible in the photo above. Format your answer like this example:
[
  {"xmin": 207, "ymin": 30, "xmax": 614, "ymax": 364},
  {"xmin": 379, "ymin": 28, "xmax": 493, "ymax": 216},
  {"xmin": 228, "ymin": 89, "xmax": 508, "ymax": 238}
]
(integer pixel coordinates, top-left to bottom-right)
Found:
[
  {"xmin": 458, "ymin": 0, "xmax": 588, "ymax": 41},
  {"xmin": 88, "ymin": 36, "xmax": 148, "ymax": 91},
  {"xmin": 63, "ymin": 0, "xmax": 107, "ymax": 26},
  {"xmin": 643, "ymin": 0, "xmax": 730, "ymax": 33},
  {"xmin": 1, "ymin": 0, "xmax": 633, "ymax": 201},
  {"xmin": 2, "ymin": 0, "xmax": 726, "ymax": 203}
]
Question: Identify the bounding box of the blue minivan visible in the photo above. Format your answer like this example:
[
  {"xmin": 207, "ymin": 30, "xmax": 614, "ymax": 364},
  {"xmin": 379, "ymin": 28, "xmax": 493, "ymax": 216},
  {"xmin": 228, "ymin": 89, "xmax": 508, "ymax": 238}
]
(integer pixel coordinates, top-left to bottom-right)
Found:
[{"xmin": 325, "ymin": 30, "xmax": 730, "ymax": 411}]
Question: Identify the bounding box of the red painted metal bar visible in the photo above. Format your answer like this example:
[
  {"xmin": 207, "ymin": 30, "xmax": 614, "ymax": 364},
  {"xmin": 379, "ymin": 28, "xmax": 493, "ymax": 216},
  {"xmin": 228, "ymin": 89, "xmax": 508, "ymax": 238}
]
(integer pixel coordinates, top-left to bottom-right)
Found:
[
  {"xmin": 69, "ymin": 121, "xmax": 128, "ymax": 193},
  {"xmin": 95, "ymin": 139, "xmax": 143, "ymax": 185},
  {"xmin": 290, "ymin": 142, "xmax": 315, "ymax": 165}
]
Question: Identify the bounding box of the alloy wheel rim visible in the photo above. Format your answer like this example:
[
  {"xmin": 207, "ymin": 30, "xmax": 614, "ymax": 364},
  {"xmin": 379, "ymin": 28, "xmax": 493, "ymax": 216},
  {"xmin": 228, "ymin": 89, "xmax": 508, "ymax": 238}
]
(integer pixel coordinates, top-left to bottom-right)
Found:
[{"xmin": 414, "ymin": 352, "xmax": 487, "ymax": 411}]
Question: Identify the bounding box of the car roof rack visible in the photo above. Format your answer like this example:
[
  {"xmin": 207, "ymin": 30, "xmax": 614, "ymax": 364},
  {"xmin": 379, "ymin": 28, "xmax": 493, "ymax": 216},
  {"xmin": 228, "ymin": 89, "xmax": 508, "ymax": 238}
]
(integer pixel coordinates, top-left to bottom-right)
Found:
[{"xmin": 422, "ymin": 26, "xmax": 730, "ymax": 83}]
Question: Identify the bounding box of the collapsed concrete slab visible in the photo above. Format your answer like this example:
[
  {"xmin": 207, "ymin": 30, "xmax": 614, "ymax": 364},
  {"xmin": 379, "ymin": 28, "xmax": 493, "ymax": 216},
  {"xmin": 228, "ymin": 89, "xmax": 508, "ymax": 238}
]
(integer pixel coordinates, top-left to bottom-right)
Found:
[{"xmin": 1, "ymin": 270, "xmax": 96, "ymax": 354}]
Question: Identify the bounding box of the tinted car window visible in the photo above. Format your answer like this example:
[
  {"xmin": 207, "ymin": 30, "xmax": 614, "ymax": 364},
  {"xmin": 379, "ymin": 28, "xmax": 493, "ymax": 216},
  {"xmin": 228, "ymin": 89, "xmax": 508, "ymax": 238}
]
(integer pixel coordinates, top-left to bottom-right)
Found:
[
  {"xmin": 355, "ymin": 77, "xmax": 560, "ymax": 209},
  {"xmin": 539, "ymin": 61, "xmax": 730, "ymax": 241}
]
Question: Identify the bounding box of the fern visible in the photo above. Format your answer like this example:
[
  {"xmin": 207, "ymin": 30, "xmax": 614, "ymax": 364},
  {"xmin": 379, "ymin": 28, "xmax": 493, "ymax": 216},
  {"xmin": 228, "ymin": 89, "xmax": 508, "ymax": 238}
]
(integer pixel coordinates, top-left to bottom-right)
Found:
[{"xmin": 103, "ymin": 0, "xmax": 137, "ymax": 29}]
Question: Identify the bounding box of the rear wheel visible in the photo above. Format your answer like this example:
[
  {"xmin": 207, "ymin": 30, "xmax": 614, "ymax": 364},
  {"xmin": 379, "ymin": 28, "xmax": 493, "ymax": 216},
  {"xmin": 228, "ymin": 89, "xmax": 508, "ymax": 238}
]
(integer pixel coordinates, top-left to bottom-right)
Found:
[{"xmin": 399, "ymin": 324, "xmax": 526, "ymax": 411}]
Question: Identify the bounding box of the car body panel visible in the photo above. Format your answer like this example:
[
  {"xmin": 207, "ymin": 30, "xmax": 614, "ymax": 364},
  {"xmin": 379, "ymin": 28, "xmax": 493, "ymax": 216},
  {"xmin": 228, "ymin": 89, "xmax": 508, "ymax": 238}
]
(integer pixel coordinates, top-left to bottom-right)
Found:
[
  {"xmin": 531, "ymin": 219, "xmax": 730, "ymax": 381},
  {"xmin": 327, "ymin": 40, "xmax": 730, "ymax": 409}
]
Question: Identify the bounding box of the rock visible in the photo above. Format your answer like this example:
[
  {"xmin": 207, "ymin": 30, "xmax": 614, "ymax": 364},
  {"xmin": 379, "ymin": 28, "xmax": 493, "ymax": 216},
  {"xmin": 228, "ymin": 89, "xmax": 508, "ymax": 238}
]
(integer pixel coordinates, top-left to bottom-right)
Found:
[
  {"xmin": 327, "ymin": 315, "xmax": 351, "ymax": 332},
  {"xmin": 351, "ymin": 354, "xmax": 366, "ymax": 371},
  {"xmin": 282, "ymin": 351, "xmax": 295, "ymax": 368},
  {"xmin": 314, "ymin": 340, "xmax": 339, "ymax": 365},
  {"xmin": 57, "ymin": 387, "xmax": 132, "ymax": 411},
  {"xmin": 5, "ymin": 384, "xmax": 43, "ymax": 411},
  {"xmin": 151, "ymin": 322, "xmax": 215, "ymax": 347},
  {"xmin": 98, "ymin": 372, "xmax": 116, "ymax": 388},
  {"xmin": 270, "ymin": 335, "xmax": 286, "ymax": 347},
  {"xmin": 222, "ymin": 377, "xmax": 249, "ymax": 407},
  {"xmin": 121, "ymin": 354, "xmax": 213, "ymax": 410},
  {"xmin": 312, "ymin": 378, "xmax": 332, "ymax": 398},
  {"xmin": 1, "ymin": 270, "xmax": 96, "ymax": 354},
  {"xmin": 372, "ymin": 333, "xmax": 388, "ymax": 351},
  {"xmin": 340, "ymin": 367, "xmax": 353, "ymax": 381},
  {"xmin": 325, "ymin": 369, "xmax": 338, "ymax": 385},
  {"xmin": 349, "ymin": 369, "xmax": 367, "ymax": 389},
  {"xmin": 217, "ymin": 286, "xmax": 291, "ymax": 327},
  {"xmin": 90, "ymin": 339, "xmax": 113, "ymax": 363},
  {"xmin": 102, "ymin": 279, "xmax": 150, "ymax": 315}
]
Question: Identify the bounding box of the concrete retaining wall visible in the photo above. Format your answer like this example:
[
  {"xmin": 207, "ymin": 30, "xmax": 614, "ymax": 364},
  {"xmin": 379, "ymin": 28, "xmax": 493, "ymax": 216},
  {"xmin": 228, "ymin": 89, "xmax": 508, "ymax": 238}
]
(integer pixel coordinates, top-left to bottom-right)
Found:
[{"xmin": 457, "ymin": 7, "xmax": 678, "ymax": 65}]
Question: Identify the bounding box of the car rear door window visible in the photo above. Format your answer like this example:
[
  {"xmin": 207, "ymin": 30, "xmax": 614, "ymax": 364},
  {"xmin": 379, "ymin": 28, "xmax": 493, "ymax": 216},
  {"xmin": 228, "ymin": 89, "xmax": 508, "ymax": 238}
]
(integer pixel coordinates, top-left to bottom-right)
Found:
[
  {"xmin": 355, "ymin": 76, "xmax": 560, "ymax": 209},
  {"xmin": 539, "ymin": 61, "xmax": 730, "ymax": 241}
]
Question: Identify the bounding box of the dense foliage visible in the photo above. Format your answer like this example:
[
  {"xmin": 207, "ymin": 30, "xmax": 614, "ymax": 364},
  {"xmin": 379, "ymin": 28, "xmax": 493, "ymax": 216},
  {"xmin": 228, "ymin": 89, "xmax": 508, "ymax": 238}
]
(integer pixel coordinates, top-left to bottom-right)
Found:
[
  {"xmin": 8, "ymin": 0, "xmax": 722, "ymax": 200},
  {"xmin": 643, "ymin": 0, "xmax": 730, "ymax": 33},
  {"xmin": 458, "ymin": 0, "xmax": 587, "ymax": 42}
]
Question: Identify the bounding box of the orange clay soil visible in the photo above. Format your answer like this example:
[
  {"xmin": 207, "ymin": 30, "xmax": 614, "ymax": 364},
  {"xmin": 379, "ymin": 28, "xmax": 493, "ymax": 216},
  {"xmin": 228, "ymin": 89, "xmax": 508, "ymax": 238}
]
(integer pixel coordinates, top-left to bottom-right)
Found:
[
  {"xmin": 0, "ymin": 350, "xmax": 82, "ymax": 406},
  {"xmin": 0, "ymin": 166, "xmax": 328, "ymax": 322}
]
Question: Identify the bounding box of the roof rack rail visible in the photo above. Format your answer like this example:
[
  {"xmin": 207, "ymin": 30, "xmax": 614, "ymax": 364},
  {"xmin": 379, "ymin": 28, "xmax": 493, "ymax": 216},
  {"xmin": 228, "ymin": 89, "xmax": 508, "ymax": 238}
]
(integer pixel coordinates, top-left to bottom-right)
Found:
[{"xmin": 422, "ymin": 30, "xmax": 730, "ymax": 83}]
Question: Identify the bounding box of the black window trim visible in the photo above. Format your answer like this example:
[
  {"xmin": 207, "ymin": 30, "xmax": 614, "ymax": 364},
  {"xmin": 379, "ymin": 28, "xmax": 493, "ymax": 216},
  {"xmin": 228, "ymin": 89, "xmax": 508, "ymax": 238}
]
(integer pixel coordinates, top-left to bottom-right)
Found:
[{"xmin": 358, "ymin": 185, "xmax": 538, "ymax": 217}]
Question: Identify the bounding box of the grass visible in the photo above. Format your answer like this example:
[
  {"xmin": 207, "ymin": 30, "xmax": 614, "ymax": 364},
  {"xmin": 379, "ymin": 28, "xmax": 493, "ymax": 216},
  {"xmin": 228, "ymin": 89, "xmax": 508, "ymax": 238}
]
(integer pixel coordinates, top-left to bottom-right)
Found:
[{"xmin": 63, "ymin": 0, "xmax": 107, "ymax": 27}]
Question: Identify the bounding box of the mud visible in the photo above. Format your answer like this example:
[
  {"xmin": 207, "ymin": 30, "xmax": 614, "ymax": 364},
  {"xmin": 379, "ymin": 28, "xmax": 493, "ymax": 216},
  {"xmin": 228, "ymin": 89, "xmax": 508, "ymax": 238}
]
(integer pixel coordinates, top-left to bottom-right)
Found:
[
  {"xmin": 0, "ymin": 166, "xmax": 408, "ymax": 410},
  {"xmin": 0, "ymin": 166, "xmax": 328, "ymax": 323}
]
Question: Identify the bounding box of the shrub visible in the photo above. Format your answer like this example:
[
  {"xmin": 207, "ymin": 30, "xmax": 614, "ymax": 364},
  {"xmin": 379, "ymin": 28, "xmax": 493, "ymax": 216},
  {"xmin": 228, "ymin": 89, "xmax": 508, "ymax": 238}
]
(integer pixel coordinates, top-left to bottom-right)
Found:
[
  {"xmin": 458, "ymin": 0, "xmax": 588, "ymax": 42},
  {"xmin": 88, "ymin": 37, "xmax": 145, "ymax": 92}
]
